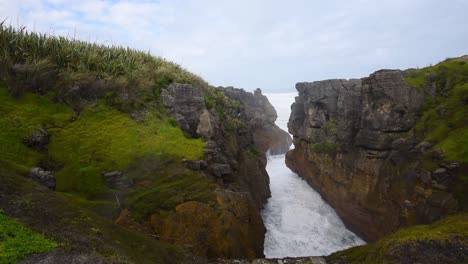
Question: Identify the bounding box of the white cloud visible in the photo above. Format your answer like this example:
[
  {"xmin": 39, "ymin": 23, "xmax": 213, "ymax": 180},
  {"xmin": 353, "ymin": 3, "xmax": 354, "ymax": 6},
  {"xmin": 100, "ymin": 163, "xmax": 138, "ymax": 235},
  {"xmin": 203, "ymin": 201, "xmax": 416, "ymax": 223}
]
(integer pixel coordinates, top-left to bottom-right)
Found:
[{"xmin": 0, "ymin": 0, "xmax": 467, "ymax": 92}]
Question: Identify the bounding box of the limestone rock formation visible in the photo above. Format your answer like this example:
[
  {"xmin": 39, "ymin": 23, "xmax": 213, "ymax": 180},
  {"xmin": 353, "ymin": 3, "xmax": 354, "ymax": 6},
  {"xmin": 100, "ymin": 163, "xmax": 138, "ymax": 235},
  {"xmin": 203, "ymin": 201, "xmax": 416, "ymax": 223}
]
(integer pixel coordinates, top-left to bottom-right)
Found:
[
  {"xmin": 158, "ymin": 83, "xmax": 292, "ymax": 257},
  {"xmin": 223, "ymin": 87, "xmax": 292, "ymax": 155},
  {"xmin": 286, "ymin": 69, "xmax": 462, "ymax": 241},
  {"xmin": 162, "ymin": 83, "xmax": 207, "ymax": 138}
]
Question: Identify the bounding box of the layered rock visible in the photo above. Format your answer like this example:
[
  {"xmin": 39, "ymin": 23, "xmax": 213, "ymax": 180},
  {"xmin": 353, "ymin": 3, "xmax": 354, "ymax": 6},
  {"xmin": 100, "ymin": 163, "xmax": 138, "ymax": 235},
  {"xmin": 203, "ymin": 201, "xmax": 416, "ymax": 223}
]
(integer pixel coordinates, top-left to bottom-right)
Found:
[
  {"xmin": 286, "ymin": 70, "xmax": 461, "ymax": 241},
  {"xmin": 223, "ymin": 87, "xmax": 292, "ymax": 155},
  {"xmin": 153, "ymin": 83, "xmax": 290, "ymax": 258}
]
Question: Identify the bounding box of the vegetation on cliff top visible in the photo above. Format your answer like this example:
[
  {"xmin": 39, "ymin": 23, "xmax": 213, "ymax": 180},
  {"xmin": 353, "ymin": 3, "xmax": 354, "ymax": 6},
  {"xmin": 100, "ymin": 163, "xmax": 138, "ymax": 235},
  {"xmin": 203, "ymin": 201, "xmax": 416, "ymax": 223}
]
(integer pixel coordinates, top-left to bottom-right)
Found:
[
  {"xmin": 405, "ymin": 56, "xmax": 468, "ymax": 163},
  {"xmin": 0, "ymin": 23, "xmax": 207, "ymax": 106},
  {"xmin": 0, "ymin": 210, "xmax": 57, "ymax": 263},
  {"xmin": 404, "ymin": 57, "xmax": 468, "ymax": 210},
  {"xmin": 328, "ymin": 213, "xmax": 468, "ymax": 264}
]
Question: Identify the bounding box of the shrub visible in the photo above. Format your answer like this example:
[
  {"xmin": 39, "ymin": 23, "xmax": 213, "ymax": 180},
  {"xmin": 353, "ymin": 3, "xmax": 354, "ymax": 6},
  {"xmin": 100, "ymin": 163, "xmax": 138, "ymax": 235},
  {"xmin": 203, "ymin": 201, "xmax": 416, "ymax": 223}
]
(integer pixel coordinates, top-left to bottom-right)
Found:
[{"xmin": 311, "ymin": 142, "xmax": 337, "ymax": 156}]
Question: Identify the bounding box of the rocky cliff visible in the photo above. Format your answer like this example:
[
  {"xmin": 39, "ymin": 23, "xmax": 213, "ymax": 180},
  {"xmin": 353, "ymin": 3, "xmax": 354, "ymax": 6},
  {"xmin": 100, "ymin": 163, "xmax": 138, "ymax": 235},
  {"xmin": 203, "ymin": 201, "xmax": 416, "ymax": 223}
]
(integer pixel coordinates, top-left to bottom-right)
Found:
[
  {"xmin": 156, "ymin": 83, "xmax": 292, "ymax": 258},
  {"xmin": 223, "ymin": 87, "xmax": 292, "ymax": 155},
  {"xmin": 286, "ymin": 57, "xmax": 467, "ymax": 242},
  {"xmin": 0, "ymin": 25, "xmax": 291, "ymax": 263}
]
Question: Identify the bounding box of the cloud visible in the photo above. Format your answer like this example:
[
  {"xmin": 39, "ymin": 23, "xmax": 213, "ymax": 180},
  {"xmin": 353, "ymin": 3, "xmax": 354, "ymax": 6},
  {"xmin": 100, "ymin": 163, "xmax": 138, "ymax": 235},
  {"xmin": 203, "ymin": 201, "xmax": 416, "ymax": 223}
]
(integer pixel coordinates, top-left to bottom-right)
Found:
[{"xmin": 0, "ymin": 0, "xmax": 467, "ymax": 92}]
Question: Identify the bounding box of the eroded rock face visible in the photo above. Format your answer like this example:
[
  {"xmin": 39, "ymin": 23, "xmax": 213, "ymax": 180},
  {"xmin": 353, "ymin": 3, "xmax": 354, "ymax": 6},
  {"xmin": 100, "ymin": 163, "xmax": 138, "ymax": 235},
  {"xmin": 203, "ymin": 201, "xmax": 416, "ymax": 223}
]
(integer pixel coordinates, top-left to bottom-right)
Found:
[
  {"xmin": 286, "ymin": 70, "xmax": 460, "ymax": 241},
  {"xmin": 154, "ymin": 84, "xmax": 292, "ymax": 258},
  {"xmin": 223, "ymin": 88, "xmax": 292, "ymax": 155},
  {"xmin": 162, "ymin": 83, "xmax": 207, "ymax": 138},
  {"xmin": 151, "ymin": 191, "xmax": 266, "ymax": 259}
]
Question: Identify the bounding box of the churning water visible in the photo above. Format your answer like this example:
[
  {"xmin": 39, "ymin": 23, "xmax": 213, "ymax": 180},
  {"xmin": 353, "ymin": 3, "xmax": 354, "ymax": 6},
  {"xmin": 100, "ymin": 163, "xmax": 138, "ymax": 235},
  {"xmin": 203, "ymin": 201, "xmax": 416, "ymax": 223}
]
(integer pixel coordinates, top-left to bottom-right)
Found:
[{"xmin": 261, "ymin": 93, "xmax": 365, "ymax": 258}]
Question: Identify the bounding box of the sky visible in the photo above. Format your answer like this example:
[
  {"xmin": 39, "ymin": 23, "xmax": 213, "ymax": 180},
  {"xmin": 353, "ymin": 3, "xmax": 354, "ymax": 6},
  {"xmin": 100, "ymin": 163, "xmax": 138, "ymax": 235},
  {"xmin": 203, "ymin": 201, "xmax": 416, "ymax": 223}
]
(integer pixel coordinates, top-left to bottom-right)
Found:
[{"xmin": 1, "ymin": 0, "xmax": 467, "ymax": 92}]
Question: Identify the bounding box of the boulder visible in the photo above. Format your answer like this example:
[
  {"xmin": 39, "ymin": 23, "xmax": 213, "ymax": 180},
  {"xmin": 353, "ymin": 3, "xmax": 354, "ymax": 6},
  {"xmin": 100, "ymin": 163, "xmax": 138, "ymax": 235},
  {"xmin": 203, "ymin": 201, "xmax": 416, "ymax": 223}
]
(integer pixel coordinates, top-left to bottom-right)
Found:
[
  {"xmin": 23, "ymin": 128, "xmax": 50, "ymax": 153},
  {"xmin": 29, "ymin": 167, "xmax": 56, "ymax": 190},
  {"xmin": 102, "ymin": 171, "xmax": 133, "ymax": 190}
]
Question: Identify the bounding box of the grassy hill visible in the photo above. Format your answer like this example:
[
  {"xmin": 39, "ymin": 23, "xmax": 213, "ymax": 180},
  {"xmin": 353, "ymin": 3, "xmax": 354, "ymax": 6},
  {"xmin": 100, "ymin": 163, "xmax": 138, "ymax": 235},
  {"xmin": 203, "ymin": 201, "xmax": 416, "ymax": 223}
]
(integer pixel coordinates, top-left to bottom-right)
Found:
[{"xmin": 0, "ymin": 24, "xmax": 225, "ymax": 262}]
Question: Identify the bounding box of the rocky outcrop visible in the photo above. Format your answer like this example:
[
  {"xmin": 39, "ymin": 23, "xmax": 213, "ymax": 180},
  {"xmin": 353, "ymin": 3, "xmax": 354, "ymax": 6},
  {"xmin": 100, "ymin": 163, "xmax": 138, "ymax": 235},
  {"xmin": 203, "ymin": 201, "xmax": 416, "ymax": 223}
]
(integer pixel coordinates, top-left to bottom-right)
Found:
[
  {"xmin": 223, "ymin": 88, "xmax": 292, "ymax": 155},
  {"xmin": 162, "ymin": 83, "xmax": 208, "ymax": 138},
  {"xmin": 29, "ymin": 167, "xmax": 56, "ymax": 190},
  {"xmin": 102, "ymin": 170, "xmax": 133, "ymax": 190},
  {"xmin": 155, "ymin": 83, "xmax": 291, "ymax": 258},
  {"xmin": 152, "ymin": 191, "xmax": 266, "ymax": 259},
  {"xmin": 23, "ymin": 128, "xmax": 50, "ymax": 153},
  {"xmin": 286, "ymin": 70, "xmax": 461, "ymax": 241}
]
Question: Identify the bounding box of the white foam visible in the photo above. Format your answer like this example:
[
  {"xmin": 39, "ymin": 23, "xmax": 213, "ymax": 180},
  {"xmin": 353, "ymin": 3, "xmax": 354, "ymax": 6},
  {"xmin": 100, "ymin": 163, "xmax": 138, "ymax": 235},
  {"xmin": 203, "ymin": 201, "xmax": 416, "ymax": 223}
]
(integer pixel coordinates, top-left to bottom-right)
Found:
[{"xmin": 261, "ymin": 93, "xmax": 365, "ymax": 258}]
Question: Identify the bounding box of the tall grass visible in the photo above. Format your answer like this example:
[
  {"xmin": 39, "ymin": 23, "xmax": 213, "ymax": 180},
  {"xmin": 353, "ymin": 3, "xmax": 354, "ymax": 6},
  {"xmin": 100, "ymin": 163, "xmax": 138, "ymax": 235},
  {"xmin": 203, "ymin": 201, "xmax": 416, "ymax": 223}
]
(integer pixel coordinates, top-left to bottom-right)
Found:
[{"xmin": 0, "ymin": 23, "xmax": 208, "ymax": 110}]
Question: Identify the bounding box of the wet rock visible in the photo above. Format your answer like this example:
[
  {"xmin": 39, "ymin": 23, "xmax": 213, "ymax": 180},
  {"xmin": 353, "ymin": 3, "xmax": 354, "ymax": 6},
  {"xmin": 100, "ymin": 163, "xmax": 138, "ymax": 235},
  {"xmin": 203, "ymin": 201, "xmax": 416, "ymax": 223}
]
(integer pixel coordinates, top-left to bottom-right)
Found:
[
  {"xmin": 23, "ymin": 128, "xmax": 50, "ymax": 153},
  {"xmin": 29, "ymin": 167, "xmax": 56, "ymax": 190},
  {"xmin": 102, "ymin": 171, "xmax": 133, "ymax": 190}
]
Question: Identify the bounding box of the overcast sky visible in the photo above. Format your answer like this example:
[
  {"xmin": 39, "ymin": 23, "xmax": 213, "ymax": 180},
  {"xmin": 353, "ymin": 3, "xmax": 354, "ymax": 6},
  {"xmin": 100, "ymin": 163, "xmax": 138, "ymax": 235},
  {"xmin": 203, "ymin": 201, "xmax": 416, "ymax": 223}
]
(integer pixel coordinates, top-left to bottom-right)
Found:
[{"xmin": 1, "ymin": 0, "xmax": 467, "ymax": 92}]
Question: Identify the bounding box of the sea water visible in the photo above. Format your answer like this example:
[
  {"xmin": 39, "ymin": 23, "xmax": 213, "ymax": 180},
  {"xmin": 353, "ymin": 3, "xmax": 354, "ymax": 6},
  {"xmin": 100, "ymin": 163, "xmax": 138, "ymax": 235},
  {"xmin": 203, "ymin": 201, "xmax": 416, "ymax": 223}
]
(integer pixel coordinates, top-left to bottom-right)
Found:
[{"xmin": 261, "ymin": 93, "xmax": 365, "ymax": 258}]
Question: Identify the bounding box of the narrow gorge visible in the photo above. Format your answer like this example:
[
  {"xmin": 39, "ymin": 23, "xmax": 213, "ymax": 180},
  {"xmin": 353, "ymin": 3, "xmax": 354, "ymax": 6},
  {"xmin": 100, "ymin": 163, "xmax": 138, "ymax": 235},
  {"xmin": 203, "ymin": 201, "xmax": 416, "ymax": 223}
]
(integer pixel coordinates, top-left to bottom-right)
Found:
[
  {"xmin": 261, "ymin": 93, "xmax": 364, "ymax": 258},
  {"xmin": 0, "ymin": 23, "xmax": 467, "ymax": 264}
]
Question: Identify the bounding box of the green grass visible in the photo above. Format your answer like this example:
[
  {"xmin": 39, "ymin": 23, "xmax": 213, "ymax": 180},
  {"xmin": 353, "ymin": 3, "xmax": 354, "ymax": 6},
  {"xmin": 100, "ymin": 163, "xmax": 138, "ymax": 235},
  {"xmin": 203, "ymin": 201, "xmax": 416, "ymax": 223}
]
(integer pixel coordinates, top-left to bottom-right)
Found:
[
  {"xmin": 0, "ymin": 85, "xmax": 73, "ymax": 173},
  {"xmin": 328, "ymin": 213, "xmax": 468, "ymax": 264},
  {"xmin": 0, "ymin": 210, "xmax": 57, "ymax": 263},
  {"xmin": 310, "ymin": 142, "xmax": 338, "ymax": 156},
  {"xmin": 405, "ymin": 57, "xmax": 468, "ymax": 163},
  {"xmin": 0, "ymin": 84, "xmax": 205, "ymax": 196},
  {"xmin": 48, "ymin": 103, "xmax": 204, "ymax": 195}
]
